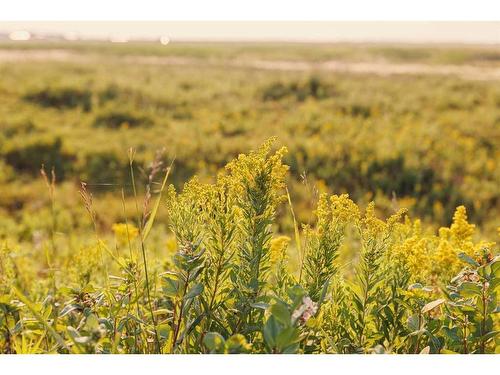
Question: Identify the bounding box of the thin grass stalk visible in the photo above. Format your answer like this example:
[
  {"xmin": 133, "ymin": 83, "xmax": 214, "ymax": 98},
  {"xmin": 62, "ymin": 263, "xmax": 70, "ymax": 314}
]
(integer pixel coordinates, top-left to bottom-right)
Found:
[{"xmin": 128, "ymin": 150, "xmax": 161, "ymax": 354}]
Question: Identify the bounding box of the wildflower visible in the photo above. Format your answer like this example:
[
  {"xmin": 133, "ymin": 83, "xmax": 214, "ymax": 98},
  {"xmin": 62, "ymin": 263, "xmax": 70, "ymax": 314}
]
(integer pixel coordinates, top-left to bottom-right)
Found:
[
  {"xmin": 166, "ymin": 178, "xmax": 206, "ymax": 250},
  {"xmin": 304, "ymin": 193, "xmax": 358, "ymax": 301},
  {"xmin": 392, "ymin": 220, "xmax": 431, "ymax": 282},
  {"xmin": 225, "ymin": 138, "xmax": 289, "ymax": 212},
  {"xmin": 0, "ymin": 244, "xmax": 16, "ymax": 292},
  {"xmin": 291, "ymin": 296, "xmax": 318, "ymax": 325},
  {"xmin": 450, "ymin": 206, "xmax": 475, "ymax": 244},
  {"xmin": 362, "ymin": 202, "xmax": 387, "ymax": 238},
  {"xmin": 225, "ymin": 138, "xmax": 289, "ymax": 314},
  {"xmin": 112, "ymin": 223, "xmax": 139, "ymax": 246},
  {"xmin": 330, "ymin": 193, "xmax": 360, "ymax": 224},
  {"xmin": 270, "ymin": 236, "xmax": 290, "ymax": 264},
  {"xmin": 387, "ymin": 207, "xmax": 408, "ymax": 228},
  {"xmin": 432, "ymin": 236, "xmax": 460, "ymax": 280}
]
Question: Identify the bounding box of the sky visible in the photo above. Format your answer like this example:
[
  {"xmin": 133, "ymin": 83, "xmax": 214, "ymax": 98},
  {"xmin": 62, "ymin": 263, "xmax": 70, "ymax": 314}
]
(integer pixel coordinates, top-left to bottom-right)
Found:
[{"xmin": 0, "ymin": 21, "xmax": 499, "ymax": 44}]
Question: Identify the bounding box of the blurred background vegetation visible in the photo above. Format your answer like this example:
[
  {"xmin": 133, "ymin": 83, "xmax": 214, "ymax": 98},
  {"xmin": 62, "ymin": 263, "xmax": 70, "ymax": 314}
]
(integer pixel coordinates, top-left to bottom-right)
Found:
[{"xmin": 0, "ymin": 40, "xmax": 499, "ymax": 243}]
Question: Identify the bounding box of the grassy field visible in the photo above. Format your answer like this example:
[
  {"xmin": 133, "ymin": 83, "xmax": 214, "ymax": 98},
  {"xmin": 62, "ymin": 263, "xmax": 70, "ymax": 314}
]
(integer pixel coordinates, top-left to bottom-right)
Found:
[{"xmin": 0, "ymin": 40, "xmax": 499, "ymax": 353}]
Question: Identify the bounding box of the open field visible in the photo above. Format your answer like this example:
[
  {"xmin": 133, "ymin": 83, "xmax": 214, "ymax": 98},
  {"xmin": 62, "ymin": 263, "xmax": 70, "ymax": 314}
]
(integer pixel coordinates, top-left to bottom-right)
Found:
[{"xmin": 0, "ymin": 41, "xmax": 499, "ymax": 354}]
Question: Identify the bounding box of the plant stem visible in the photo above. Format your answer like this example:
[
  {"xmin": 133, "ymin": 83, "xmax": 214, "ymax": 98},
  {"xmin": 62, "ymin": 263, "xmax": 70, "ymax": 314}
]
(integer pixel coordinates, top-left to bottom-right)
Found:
[
  {"xmin": 463, "ymin": 314, "xmax": 468, "ymax": 354},
  {"xmin": 171, "ymin": 271, "xmax": 190, "ymax": 352},
  {"xmin": 129, "ymin": 158, "xmax": 160, "ymax": 353},
  {"xmin": 480, "ymin": 283, "xmax": 487, "ymax": 354},
  {"xmin": 415, "ymin": 313, "xmax": 422, "ymax": 354},
  {"xmin": 139, "ymin": 235, "xmax": 160, "ymax": 353}
]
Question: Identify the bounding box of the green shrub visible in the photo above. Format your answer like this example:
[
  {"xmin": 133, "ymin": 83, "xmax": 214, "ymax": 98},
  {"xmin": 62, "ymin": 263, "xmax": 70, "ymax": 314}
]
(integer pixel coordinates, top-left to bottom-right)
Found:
[
  {"xmin": 3, "ymin": 137, "xmax": 76, "ymax": 179},
  {"xmin": 93, "ymin": 110, "xmax": 153, "ymax": 129},
  {"xmin": 24, "ymin": 87, "xmax": 92, "ymax": 111},
  {"xmin": 261, "ymin": 76, "xmax": 335, "ymax": 102},
  {"xmin": 80, "ymin": 152, "xmax": 130, "ymax": 189}
]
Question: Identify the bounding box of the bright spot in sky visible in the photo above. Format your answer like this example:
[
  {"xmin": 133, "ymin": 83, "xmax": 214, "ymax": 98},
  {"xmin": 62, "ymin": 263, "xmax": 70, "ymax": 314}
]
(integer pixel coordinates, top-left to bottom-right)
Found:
[{"xmin": 9, "ymin": 30, "xmax": 31, "ymax": 41}]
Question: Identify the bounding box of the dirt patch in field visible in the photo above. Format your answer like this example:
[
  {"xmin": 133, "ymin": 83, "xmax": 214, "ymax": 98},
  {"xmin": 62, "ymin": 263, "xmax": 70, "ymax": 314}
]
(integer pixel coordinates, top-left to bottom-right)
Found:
[
  {"xmin": 235, "ymin": 59, "xmax": 500, "ymax": 81},
  {"xmin": 1, "ymin": 48, "xmax": 499, "ymax": 81},
  {"xmin": 0, "ymin": 49, "xmax": 81, "ymax": 62}
]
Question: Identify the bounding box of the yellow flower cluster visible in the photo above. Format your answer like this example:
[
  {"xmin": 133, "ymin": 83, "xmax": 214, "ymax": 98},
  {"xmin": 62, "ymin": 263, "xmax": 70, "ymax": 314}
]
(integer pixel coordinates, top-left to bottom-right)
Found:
[
  {"xmin": 431, "ymin": 227, "xmax": 461, "ymax": 279},
  {"xmin": 450, "ymin": 205, "xmax": 475, "ymax": 245},
  {"xmin": 112, "ymin": 222, "xmax": 139, "ymax": 246},
  {"xmin": 329, "ymin": 194, "xmax": 360, "ymax": 224},
  {"xmin": 165, "ymin": 177, "xmax": 208, "ymax": 245},
  {"xmin": 361, "ymin": 202, "xmax": 406, "ymax": 239},
  {"xmin": 392, "ymin": 219, "xmax": 431, "ymax": 282},
  {"xmin": 309, "ymin": 193, "xmax": 359, "ymax": 245},
  {"xmin": 225, "ymin": 138, "xmax": 289, "ymax": 209},
  {"xmin": 269, "ymin": 235, "xmax": 291, "ymax": 264},
  {"xmin": 392, "ymin": 205, "xmax": 497, "ymax": 285},
  {"xmin": 0, "ymin": 244, "xmax": 16, "ymax": 292},
  {"xmin": 361, "ymin": 202, "xmax": 387, "ymax": 238}
]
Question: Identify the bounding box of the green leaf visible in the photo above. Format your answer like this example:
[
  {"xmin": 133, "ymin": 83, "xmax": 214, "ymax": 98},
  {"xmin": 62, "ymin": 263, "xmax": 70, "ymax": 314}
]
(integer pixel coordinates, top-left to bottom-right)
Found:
[
  {"xmin": 490, "ymin": 278, "xmax": 500, "ymax": 292},
  {"xmin": 225, "ymin": 334, "xmax": 250, "ymax": 353},
  {"xmin": 270, "ymin": 303, "xmax": 291, "ymax": 325},
  {"xmin": 481, "ymin": 330, "xmax": 499, "ymax": 342},
  {"xmin": 157, "ymin": 324, "xmax": 171, "ymax": 340},
  {"xmin": 318, "ymin": 280, "xmax": 330, "ymax": 307},
  {"xmin": 282, "ymin": 343, "xmax": 300, "ymax": 354},
  {"xmin": 407, "ymin": 314, "xmax": 420, "ymax": 331},
  {"xmin": 491, "ymin": 257, "xmax": 500, "ymax": 278},
  {"xmin": 441, "ymin": 349, "xmax": 459, "ymax": 354},
  {"xmin": 204, "ymin": 332, "xmax": 225, "ymax": 352},
  {"xmin": 184, "ymin": 282, "xmax": 203, "ymax": 300},
  {"xmin": 442, "ymin": 326, "xmax": 460, "ymax": 342},
  {"xmin": 142, "ymin": 162, "xmax": 173, "ymax": 242},
  {"xmin": 263, "ymin": 315, "xmax": 279, "ymax": 348},
  {"xmin": 84, "ymin": 313, "xmax": 100, "ymax": 330},
  {"xmin": 458, "ymin": 282, "xmax": 482, "ymax": 297},
  {"xmin": 162, "ymin": 276, "xmax": 181, "ymax": 297},
  {"xmin": 74, "ymin": 336, "xmax": 92, "ymax": 344},
  {"xmin": 250, "ymin": 302, "xmax": 269, "ymax": 310},
  {"xmin": 12, "ymin": 286, "xmax": 68, "ymax": 350},
  {"xmin": 458, "ymin": 253, "xmax": 480, "ymax": 267},
  {"xmin": 409, "ymin": 283, "xmax": 424, "ymax": 290},
  {"xmin": 421, "ymin": 299, "xmax": 445, "ymax": 314},
  {"xmin": 276, "ymin": 326, "xmax": 300, "ymax": 350}
]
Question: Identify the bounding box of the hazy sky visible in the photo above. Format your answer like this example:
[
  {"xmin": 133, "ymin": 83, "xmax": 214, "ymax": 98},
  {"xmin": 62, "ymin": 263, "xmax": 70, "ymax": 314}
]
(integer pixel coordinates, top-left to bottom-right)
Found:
[{"xmin": 0, "ymin": 21, "xmax": 499, "ymax": 43}]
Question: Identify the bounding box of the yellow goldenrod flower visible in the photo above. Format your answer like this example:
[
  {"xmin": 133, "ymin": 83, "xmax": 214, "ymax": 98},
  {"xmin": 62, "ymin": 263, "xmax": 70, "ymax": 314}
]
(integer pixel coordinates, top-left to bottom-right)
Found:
[
  {"xmin": 270, "ymin": 235, "xmax": 291, "ymax": 264},
  {"xmin": 450, "ymin": 206, "xmax": 475, "ymax": 244},
  {"xmin": 112, "ymin": 223, "xmax": 139, "ymax": 246},
  {"xmin": 362, "ymin": 202, "xmax": 387, "ymax": 238}
]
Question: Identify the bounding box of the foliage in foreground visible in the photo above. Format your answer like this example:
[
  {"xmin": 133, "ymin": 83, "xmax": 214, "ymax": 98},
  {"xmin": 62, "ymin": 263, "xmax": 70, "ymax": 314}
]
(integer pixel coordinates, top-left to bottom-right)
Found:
[{"xmin": 0, "ymin": 140, "xmax": 499, "ymax": 354}]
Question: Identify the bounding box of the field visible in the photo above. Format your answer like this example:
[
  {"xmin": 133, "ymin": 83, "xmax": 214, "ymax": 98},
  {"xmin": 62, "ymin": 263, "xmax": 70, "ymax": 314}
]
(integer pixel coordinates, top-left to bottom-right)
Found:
[{"xmin": 0, "ymin": 40, "xmax": 499, "ymax": 354}]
